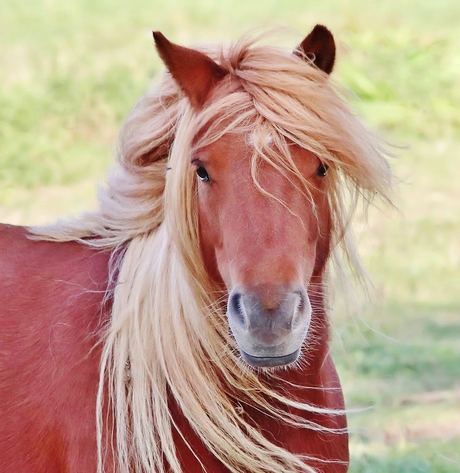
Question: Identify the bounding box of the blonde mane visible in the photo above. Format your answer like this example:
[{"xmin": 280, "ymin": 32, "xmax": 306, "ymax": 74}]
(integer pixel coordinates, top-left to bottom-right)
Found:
[{"xmin": 32, "ymin": 33, "xmax": 392, "ymax": 473}]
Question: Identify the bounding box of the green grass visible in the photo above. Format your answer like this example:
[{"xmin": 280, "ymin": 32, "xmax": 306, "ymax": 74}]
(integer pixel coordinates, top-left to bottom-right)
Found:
[
  {"xmin": 351, "ymin": 439, "xmax": 460, "ymax": 473},
  {"xmin": 1, "ymin": 0, "xmax": 459, "ymax": 471}
]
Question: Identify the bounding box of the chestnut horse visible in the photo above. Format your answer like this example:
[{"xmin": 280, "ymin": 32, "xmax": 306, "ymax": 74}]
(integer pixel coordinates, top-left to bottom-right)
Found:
[{"xmin": 0, "ymin": 26, "xmax": 391, "ymax": 473}]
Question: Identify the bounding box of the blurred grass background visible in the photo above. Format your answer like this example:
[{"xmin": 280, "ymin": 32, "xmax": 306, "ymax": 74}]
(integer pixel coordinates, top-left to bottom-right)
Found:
[{"xmin": 1, "ymin": 0, "xmax": 459, "ymax": 471}]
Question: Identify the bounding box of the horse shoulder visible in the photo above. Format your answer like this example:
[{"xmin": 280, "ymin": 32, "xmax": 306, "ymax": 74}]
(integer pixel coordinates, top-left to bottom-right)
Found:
[{"xmin": 0, "ymin": 224, "xmax": 112, "ymax": 473}]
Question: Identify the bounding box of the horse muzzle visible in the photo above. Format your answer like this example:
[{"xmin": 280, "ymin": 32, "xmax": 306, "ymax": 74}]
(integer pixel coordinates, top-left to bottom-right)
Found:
[{"xmin": 226, "ymin": 284, "xmax": 311, "ymax": 368}]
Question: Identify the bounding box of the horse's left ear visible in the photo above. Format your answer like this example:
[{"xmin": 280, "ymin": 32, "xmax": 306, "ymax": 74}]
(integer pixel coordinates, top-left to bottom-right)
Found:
[
  {"xmin": 153, "ymin": 31, "xmax": 228, "ymax": 109},
  {"xmin": 295, "ymin": 25, "xmax": 336, "ymax": 75}
]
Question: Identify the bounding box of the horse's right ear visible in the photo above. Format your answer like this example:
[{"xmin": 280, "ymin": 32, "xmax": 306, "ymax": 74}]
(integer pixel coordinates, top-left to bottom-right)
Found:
[
  {"xmin": 295, "ymin": 25, "xmax": 336, "ymax": 75},
  {"xmin": 153, "ymin": 32, "xmax": 228, "ymax": 110}
]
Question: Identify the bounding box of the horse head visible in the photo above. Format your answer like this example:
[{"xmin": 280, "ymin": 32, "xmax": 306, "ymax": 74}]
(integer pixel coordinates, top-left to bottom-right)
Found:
[{"xmin": 154, "ymin": 26, "xmax": 336, "ymax": 368}]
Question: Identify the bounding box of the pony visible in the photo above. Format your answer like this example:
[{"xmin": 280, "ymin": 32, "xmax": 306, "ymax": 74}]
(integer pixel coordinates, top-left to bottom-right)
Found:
[{"xmin": 0, "ymin": 25, "xmax": 392, "ymax": 473}]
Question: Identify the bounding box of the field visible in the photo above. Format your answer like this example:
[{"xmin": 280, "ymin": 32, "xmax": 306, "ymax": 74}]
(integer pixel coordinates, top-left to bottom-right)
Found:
[{"xmin": 1, "ymin": 0, "xmax": 459, "ymax": 471}]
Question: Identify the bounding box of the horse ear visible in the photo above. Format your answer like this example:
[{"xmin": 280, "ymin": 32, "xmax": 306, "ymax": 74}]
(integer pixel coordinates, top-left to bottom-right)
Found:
[
  {"xmin": 153, "ymin": 31, "xmax": 228, "ymax": 109},
  {"xmin": 295, "ymin": 25, "xmax": 336, "ymax": 75}
]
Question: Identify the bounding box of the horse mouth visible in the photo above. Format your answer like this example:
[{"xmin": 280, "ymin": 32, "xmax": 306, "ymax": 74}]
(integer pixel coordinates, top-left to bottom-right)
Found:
[{"xmin": 241, "ymin": 348, "xmax": 301, "ymax": 368}]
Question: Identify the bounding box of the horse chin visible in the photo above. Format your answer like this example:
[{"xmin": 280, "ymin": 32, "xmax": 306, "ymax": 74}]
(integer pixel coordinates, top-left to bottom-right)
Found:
[{"xmin": 241, "ymin": 347, "xmax": 301, "ymax": 368}]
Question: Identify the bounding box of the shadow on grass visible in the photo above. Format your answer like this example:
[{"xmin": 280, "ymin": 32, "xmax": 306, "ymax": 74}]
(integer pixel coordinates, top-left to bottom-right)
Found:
[{"xmin": 334, "ymin": 302, "xmax": 460, "ymax": 404}]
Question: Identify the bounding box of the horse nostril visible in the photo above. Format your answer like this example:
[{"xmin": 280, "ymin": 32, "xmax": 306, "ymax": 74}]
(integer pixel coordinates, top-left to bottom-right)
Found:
[
  {"xmin": 292, "ymin": 288, "xmax": 309, "ymax": 329},
  {"xmin": 295, "ymin": 290, "xmax": 304, "ymax": 312},
  {"xmin": 229, "ymin": 291, "xmax": 247, "ymax": 328}
]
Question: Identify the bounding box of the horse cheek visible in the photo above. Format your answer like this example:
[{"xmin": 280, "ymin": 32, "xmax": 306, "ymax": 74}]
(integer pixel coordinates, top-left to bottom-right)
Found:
[{"xmin": 197, "ymin": 192, "xmax": 224, "ymax": 285}]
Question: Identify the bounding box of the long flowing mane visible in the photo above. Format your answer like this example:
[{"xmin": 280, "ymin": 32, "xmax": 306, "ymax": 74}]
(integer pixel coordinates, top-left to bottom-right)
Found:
[{"xmin": 32, "ymin": 32, "xmax": 392, "ymax": 473}]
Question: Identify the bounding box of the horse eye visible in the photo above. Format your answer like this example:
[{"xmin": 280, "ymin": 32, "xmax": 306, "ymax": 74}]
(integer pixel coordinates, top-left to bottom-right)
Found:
[
  {"xmin": 196, "ymin": 166, "xmax": 210, "ymax": 182},
  {"xmin": 317, "ymin": 163, "xmax": 329, "ymax": 177}
]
